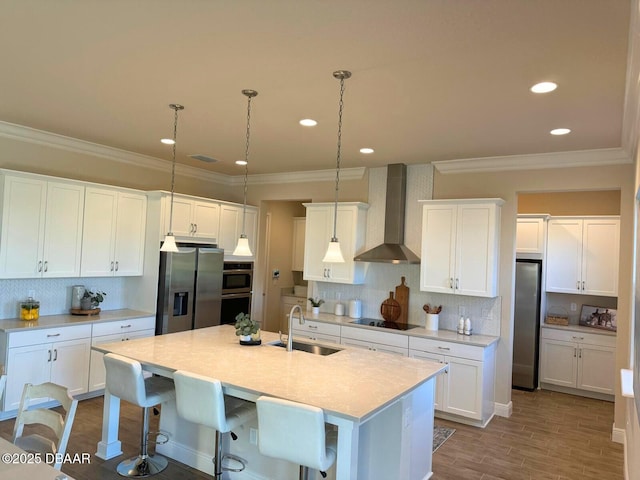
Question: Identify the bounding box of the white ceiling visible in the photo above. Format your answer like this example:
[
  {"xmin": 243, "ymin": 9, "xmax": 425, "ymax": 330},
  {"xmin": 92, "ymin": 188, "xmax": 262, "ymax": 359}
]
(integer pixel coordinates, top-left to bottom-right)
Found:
[{"xmin": 0, "ymin": 1, "xmax": 631, "ymax": 176}]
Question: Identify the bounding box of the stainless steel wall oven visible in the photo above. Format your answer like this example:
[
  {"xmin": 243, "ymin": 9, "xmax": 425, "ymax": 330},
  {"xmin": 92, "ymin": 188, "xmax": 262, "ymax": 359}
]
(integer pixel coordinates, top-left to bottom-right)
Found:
[{"xmin": 221, "ymin": 261, "xmax": 253, "ymax": 324}]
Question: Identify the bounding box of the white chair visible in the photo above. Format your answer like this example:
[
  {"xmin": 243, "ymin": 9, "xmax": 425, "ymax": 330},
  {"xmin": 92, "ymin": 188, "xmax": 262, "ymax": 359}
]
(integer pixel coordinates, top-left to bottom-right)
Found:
[
  {"xmin": 173, "ymin": 370, "xmax": 256, "ymax": 479},
  {"xmin": 103, "ymin": 353, "xmax": 175, "ymax": 477},
  {"xmin": 256, "ymin": 396, "xmax": 338, "ymax": 480},
  {"xmin": 12, "ymin": 382, "xmax": 78, "ymax": 470}
]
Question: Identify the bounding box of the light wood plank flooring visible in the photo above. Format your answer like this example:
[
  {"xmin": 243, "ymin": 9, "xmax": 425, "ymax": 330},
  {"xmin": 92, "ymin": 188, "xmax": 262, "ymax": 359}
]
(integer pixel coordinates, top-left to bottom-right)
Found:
[{"xmin": 0, "ymin": 389, "xmax": 624, "ymax": 479}]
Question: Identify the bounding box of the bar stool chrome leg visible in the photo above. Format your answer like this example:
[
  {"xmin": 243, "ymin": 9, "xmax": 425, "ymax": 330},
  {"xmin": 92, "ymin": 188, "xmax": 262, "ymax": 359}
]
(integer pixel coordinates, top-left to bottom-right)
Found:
[{"xmin": 116, "ymin": 406, "xmax": 168, "ymax": 477}]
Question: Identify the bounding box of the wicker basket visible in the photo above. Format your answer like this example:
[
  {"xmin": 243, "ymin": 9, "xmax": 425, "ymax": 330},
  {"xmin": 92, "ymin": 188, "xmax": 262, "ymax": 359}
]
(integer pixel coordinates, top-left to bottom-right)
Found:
[{"xmin": 545, "ymin": 306, "xmax": 569, "ymax": 326}]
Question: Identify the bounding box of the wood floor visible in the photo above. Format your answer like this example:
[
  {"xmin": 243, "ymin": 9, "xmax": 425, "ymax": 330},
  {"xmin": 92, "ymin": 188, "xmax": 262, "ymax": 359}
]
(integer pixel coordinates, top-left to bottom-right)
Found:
[{"xmin": 0, "ymin": 389, "xmax": 624, "ymax": 480}]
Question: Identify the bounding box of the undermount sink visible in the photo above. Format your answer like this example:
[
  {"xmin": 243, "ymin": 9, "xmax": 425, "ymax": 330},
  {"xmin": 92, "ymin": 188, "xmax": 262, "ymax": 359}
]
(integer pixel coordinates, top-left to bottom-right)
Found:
[{"xmin": 268, "ymin": 340, "xmax": 341, "ymax": 356}]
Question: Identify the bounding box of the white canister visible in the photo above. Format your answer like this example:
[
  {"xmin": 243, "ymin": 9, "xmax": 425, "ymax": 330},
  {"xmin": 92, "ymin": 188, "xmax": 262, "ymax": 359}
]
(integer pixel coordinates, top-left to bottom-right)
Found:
[
  {"xmin": 71, "ymin": 285, "xmax": 85, "ymax": 310},
  {"xmin": 348, "ymin": 299, "xmax": 362, "ymax": 319},
  {"xmin": 425, "ymin": 313, "xmax": 439, "ymax": 331},
  {"xmin": 334, "ymin": 302, "xmax": 345, "ymax": 316}
]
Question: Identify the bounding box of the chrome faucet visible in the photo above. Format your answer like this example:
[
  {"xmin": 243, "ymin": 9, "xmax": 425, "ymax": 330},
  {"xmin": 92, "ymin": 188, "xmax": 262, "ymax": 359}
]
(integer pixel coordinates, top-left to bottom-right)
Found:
[{"xmin": 287, "ymin": 304, "xmax": 305, "ymax": 352}]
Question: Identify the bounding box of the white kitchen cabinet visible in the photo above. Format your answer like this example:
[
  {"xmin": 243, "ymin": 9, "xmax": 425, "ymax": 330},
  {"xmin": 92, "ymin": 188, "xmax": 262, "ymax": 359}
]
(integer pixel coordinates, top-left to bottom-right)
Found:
[
  {"xmin": 81, "ymin": 187, "xmax": 147, "ymax": 276},
  {"xmin": 88, "ymin": 316, "xmax": 155, "ymax": 391},
  {"xmin": 545, "ymin": 217, "xmax": 619, "ymax": 297},
  {"xmin": 340, "ymin": 325, "xmax": 408, "ymax": 356},
  {"xmin": 291, "ymin": 217, "xmax": 306, "ymax": 271},
  {"xmin": 409, "ymin": 337, "xmax": 495, "ymax": 426},
  {"xmin": 219, "ymin": 203, "xmax": 258, "ymax": 258},
  {"xmin": 2, "ymin": 324, "xmax": 91, "ymax": 411},
  {"xmin": 419, "ymin": 199, "xmax": 503, "ymax": 297},
  {"xmin": 291, "ymin": 319, "xmax": 341, "ymax": 345},
  {"xmin": 303, "ymin": 202, "xmax": 368, "ymax": 284},
  {"xmin": 162, "ymin": 194, "xmax": 221, "ymax": 241},
  {"xmin": 539, "ymin": 327, "xmax": 615, "ymax": 396},
  {"xmin": 0, "ymin": 173, "xmax": 84, "ymax": 278},
  {"xmin": 516, "ymin": 215, "xmax": 548, "ymax": 256}
]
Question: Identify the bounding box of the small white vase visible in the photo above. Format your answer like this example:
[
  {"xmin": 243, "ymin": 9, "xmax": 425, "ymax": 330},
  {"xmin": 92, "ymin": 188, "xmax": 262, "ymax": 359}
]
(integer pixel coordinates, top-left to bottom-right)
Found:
[
  {"xmin": 240, "ymin": 335, "xmax": 252, "ymax": 342},
  {"xmin": 312, "ymin": 306, "xmax": 320, "ymax": 315}
]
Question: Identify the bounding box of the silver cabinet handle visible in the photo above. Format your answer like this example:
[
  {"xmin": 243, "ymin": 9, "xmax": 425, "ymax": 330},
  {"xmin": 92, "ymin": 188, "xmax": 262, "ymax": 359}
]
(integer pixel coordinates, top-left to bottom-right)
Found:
[
  {"xmin": 449, "ymin": 278, "xmax": 453, "ymax": 288},
  {"xmin": 121, "ymin": 324, "xmax": 132, "ymax": 329},
  {"xmin": 582, "ymin": 281, "xmax": 585, "ymax": 291},
  {"xmin": 578, "ymin": 348, "xmax": 582, "ymax": 359},
  {"xmin": 574, "ymin": 348, "xmax": 577, "ymax": 358},
  {"xmin": 48, "ymin": 350, "xmax": 52, "ymax": 362},
  {"xmin": 43, "ymin": 261, "xmax": 48, "ymax": 272},
  {"xmin": 38, "ymin": 261, "xmax": 43, "ymax": 272},
  {"xmin": 577, "ymin": 281, "xmax": 580, "ymax": 290},
  {"xmin": 53, "ymin": 349, "xmax": 57, "ymax": 361},
  {"xmin": 308, "ymin": 325, "xmax": 318, "ymax": 329},
  {"xmin": 193, "ymin": 223, "xmax": 198, "ymax": 234},
  {"xmin": 115, "ymin": 261, "xmax": 119, "ymax": 271},
  {"xmin": 110, "ymin": 261, "xmax": 114, "ymax": 271},
  {"xmin": 438, "ymin": 346, "xmax": 450, "ymax": 350},
  {"xmin": 455, "ymin": 278, "xmax": 459, "ymax": 289},
  {"xmin": 47, "ymin": 333, "xmax": 61, "ymax": 337}
]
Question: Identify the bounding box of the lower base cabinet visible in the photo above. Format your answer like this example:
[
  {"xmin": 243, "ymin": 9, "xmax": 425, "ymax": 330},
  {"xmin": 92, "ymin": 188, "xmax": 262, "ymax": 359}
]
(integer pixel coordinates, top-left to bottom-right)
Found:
[
  {"xmin": 539, "ymin": 327, "xmax": 615, "ymax": 396},
  {"xmin": 291, "ymin": 319, "xmax": 341, "ymax": 344},
  {"xmin": 409, "ymin": 337, "xmax": 495, "ymax": 426},
  {"xmin": 340, "ymin": 326, "xmax": 409, "ymax": 356}
]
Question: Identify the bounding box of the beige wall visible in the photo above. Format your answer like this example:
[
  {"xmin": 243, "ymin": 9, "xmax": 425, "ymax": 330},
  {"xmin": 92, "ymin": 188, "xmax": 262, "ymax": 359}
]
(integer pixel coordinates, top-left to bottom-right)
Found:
[
  {"xmin": 518, "ymin": 190, "xmax": 621, "ymax": 215},
  {"xmin": 434, "ymin": 163, "xmax": 634, "ymax": 429}
]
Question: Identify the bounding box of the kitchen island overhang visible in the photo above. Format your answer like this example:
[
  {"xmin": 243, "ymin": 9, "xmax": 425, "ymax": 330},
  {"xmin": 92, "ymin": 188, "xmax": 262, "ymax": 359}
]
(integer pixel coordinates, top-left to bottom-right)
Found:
[{"xmin": 94, "ymin": 325, "xmax": 446, "ymax": 480}]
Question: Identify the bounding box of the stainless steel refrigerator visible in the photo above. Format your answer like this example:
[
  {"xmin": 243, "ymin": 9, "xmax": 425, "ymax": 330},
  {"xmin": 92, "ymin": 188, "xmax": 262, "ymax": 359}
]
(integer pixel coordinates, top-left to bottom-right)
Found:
[
  {"xmin": 512, "ymin": 259, "xmax": 542, "ymax": 391},
  {"xmin": 156, "ymin": 244, "xmax": 223, "ymax": 334}
]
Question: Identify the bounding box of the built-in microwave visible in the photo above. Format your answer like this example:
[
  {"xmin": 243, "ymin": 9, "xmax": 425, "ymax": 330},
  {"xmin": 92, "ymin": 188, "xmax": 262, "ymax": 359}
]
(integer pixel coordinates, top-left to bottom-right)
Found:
[{"xmin": 222, "ymin": 262, "xmax": 253, "ymax": 294}]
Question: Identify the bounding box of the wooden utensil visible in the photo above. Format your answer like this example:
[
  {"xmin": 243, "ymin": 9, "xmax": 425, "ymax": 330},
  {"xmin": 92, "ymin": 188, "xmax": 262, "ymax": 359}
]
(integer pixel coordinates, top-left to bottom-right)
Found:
[
  {"xmin": 395, "ymin": 276, "xmax": 410, "ymax": 324},
  {"xmin": 380, "ymin": 291, "xmax": 401, "ymax": 322}
]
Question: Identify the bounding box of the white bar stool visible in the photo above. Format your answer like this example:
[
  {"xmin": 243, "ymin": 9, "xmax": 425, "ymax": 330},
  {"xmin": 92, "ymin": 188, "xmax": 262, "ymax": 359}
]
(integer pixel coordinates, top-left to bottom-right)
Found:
[
  {"xmin": 173, "ymin": 370, "xmax": 257, "ymax": 479},
  {"xmin": 256, "ymin": 396, "xmax": 338, "ymax": 480},
  {"xmin": 104, "ymin": 353, "xmax": 175, "ymax": 477}
]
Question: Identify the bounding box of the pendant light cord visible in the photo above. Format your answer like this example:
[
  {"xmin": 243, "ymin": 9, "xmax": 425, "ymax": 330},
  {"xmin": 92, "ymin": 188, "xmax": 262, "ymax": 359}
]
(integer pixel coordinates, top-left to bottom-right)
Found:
[
  {"xmin": 331, "ymin": 74, "xmax": 347, "ymax": 241},
  {"xmin": 241, "ymin": 93, "xmax": 253, "ymax": 237},
  {"xmin": 168, "ymin": 104, "xmax": 182, "ymax": 234}
]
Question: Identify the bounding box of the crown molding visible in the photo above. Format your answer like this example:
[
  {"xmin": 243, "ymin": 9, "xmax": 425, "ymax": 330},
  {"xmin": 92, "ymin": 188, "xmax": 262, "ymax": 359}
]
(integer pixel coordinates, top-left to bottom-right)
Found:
[
  {"xmin": 0, "ymin": 120, "xmax": 230, "ymax": 184},
  {"xmin": 432, "ymin": 148, "xmax": 631, "ymax": 174},
  {"xmin": 235, "ymin": 166, "xmax": 367, "ymax": 185}
]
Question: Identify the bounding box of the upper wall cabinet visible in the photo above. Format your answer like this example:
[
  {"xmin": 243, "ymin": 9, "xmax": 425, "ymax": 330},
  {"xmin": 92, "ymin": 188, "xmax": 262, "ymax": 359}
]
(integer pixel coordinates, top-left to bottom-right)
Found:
[
  {"xmin": 545, "ymin": 216, "xmax": 619, "ymax": 297},
  {"xmin": 81, "ymin": 187, "xmax": 147, "ymax": 277},
  {"xmin": 303, "ymin": 202, "xmax": 368, "ymax": 284},
  {"xmin": 0, "ymin": 172, "xmax": 84, "ymax": 278},
  {"xmin": 218, "ymin": 203, "xmax": 258, "ymax": 259},
  {"xmin": 419, "ymin": 199, "xmax": 503, "ymax": 297},
  {"xmin": 516, "ymin": 214, "xmax": 548, "ymax": 257},
  {"xmin": 161, "ymin": 194, "xmax": 220, "ymax": 240}
]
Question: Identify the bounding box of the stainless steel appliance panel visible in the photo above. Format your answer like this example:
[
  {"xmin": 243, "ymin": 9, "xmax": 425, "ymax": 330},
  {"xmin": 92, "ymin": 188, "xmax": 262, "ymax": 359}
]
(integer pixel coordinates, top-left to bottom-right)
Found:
[
  {"xmin": 157, "ymin": 248, "xmax": 196, "ymax": 334},
  {"xmin": 512, "ymin": 259, "xmax": 542, "ymax": 390},
  {"xmin": 194, "ymin": 247, "xmax": 223, "ymax": 329}
]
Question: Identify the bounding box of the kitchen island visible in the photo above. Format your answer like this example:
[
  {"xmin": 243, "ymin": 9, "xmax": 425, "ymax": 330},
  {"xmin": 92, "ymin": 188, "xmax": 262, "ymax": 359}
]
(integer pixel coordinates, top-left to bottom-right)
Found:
[{"xmin": 94, "ymin": 325, "xmax": 445, "ymax": 480}]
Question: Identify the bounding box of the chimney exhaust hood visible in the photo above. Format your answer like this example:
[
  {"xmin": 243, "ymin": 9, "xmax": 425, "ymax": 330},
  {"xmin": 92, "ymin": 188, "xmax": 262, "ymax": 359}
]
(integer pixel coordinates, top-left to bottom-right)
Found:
[{"xmin": 354, "ymin": 163, "xmax": 420, "ymax": 264}]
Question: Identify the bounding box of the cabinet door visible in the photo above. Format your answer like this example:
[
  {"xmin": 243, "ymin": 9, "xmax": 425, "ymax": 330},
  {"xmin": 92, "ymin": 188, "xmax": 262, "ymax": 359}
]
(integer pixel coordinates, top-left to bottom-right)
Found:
[
  {"xmin": 539, "ymin": 338, "xmax": 577, "ymax": 387},
  {"xmin": 0, "ymin": 176, "xmax": 47, "ymax": 278},
  {"xmin": 114, "ymin": 192, "xmax": 147, "ymax": 276},
  {"xmin": 41, "ymin": 182, "xmax": 84, "ymax": 278},
  {"xmin": 410, "ymin": 350, "xmax": 445, "ymax": 411},
  {"xmin": 165, "ymin": 197, "xmax": 194, "ymax": 237},
  {"xmin": 193, "ymin": 201, "xmax": 220, "ymax": 239},
  {"xmin": 5, "ymin": 344, "xmax": 51, "ymax": 410},
  {"xmin": 303, "ymin": 206, "xmax": 331, "ymax": 281},
  {"xmin": 219, "ymin": 204, "xmax": 242, "ymax": 254},
  {"xmin": 546, "ymin": 219, "xmax": 583, "ymax": 294},
  {"xmin": 443, "ymin": 356, "xmax": 483, "ymax": 419},
  {"xmin": 577, "ymin": 344, "xmax": 616, "ymax": 394},
  {"xmin": 516, "ymin": 217, "xmax": 545, "ymax": 254},
  {"xmin": 420, "ymin": 204, "xmax": 456, "ymax": 294},
  {"xmin": 89, "ymin": 333, "xmax": 122, "ymax": 391},
  {"xmin": 50, "ymin": 338, "xmax": 90, "ymax": 397},
  {"xmin": 292, "ymin": 217, "xmax": 306, "ymax": 271},
  {"xmin": 81, "ymin": 187, "xmax": 117, "ymax": 277},
  {"xmin": 455, "ymin": 203, "xmax": 498, "ymax": 297},
  {"xmin": 582, "ymin": 218, "xmax": 619, "ymax": 297}
]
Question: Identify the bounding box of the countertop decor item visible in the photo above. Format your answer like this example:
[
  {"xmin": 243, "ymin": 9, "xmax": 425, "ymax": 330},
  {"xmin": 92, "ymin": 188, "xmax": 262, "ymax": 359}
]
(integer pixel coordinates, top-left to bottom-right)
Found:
[
  {"xmin": 20, "ymin": 297, "xmax": 39, "ymax": 321},
  {"xmin": 348, "ymin": 299, "xmax": 362, "ymax": 319},
  {"xmin": 545, "ymin": 306, "xmax": 569, "ymax": 326},
  {"xmin": 70, "ymin": 307, "xmax": 101, "ymax": 316},
  {"xmin": 395, "ymin": 276, "xmax": 409, "ymax": 324},
  {"xmin": 71, "ymin": 285, "xmax": 85, "ymax": 310},
  {"xmin": 80, "ymin": 289, "xmax": 106, "ymax": 311},
  {"xmin": 235, "ymin": 312, "xmax": 261, "ymax": 345},
  {"xmin": 579, "ymin": 305, "xmax": 617, "ymax": 331},
  {"xmin": 308, "ymin": 297, "xmax": 324, "ymax": 308},
  {"xmin": 160, "ymin": 103, "xmax": 185, "ymax": 253},
  {"xmin": 380, "ymin": 291, "xmax": 401, "ymax": 322},
  {"xmin": 423, "ymin": 304, "xmax": 441, "ymax": 331}
]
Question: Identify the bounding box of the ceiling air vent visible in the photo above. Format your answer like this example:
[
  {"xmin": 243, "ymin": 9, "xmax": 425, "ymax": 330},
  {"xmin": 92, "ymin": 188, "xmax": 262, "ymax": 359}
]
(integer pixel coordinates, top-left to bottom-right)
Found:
[{"xmin": 189, "ymin": 154, "xmax": 218, "ymax": 163}]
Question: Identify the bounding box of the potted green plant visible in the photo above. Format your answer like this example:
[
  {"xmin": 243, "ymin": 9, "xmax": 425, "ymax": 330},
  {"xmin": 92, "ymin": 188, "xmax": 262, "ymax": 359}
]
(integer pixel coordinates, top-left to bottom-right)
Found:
[
  {"xmin": 234, "ymin": 312, "xmax": 260, "ymax": 344},
  {"xmin": 308, "ymin": 297, "xmax": 324, "ymax": 315},
  {"xmin": 81, "ymin": 289, "xmax": 106, "ymax": 310}
]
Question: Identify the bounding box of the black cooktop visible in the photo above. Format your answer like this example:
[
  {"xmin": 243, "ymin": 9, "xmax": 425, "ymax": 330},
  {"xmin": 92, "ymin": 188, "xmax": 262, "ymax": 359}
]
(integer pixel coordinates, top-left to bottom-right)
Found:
[{"xmin": 349, "ymin": 318, "xmax": 420, "ymax": 330}]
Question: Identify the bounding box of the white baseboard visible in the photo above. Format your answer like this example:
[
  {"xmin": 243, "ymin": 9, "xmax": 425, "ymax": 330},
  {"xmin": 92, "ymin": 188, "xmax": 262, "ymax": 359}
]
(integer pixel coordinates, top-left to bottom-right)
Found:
[
  {"xmin": 612, "ymin": 425, "xmax": 625, "ymax": 444},
  {"xmin": 494, "ymin": 401, "xmax": 513, "ymax": 418}
]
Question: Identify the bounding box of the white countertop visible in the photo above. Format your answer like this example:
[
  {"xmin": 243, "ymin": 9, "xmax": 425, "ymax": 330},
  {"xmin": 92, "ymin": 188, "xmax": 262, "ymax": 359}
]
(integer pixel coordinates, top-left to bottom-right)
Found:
[
  {"xmin": 94, "ymin": 325, "xmax": 445, "ymax": 422},
  {"xmin": 297, "ymin": 312, "xmax": 500, "ymax": 347},
  {"xmin": 541, "ymin": 322, "xmax": 616, "ymax": 336},
  {"xmin": 0, "ymin": 309, "xmax": 154, "ymax": 333}
]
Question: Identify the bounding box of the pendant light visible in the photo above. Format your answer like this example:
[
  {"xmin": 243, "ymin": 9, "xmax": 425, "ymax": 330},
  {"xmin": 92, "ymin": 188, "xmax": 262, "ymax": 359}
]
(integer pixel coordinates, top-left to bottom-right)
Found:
[
  {"xmin": 160, "ymin": 103, "xmax": 185, "ymax": 253},
  {"xmin": 322, "ymin": 70, "xmax": 351, "ymax": 263},
  {"xmin": 232, "ymin": 89, "xmax": 258, "ymax": 257}
]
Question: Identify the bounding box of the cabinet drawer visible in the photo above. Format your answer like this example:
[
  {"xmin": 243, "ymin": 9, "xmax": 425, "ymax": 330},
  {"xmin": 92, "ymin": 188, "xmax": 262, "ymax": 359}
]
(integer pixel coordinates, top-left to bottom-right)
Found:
[
  {"xmin": 409, "ymin": 336, "xmax": 484, "ymax": 361},
  {"xmin": 540, "ymin": 327, "xmax": 616, "ymax": 347},
  {"xmin": 340, "ymin": 326, "xmax": 409, "ymax": 349},
  {"xmin": 92, "ymin": 316, "xmax": 156, "ymax": 337},
  {"xmin": 292, "ymin": 320, "xmax": 341, "ymax": 337},
  {"xmin": 8, "ymin": 324, "xmax": 92, "ymax": 348}
]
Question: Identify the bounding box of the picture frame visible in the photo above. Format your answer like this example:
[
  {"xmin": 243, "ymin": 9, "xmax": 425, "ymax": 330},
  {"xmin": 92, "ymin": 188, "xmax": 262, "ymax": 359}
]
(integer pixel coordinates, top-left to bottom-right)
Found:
[{"xmin": 579, "ymin": 305, "xmax": 617, "ymax": 331}]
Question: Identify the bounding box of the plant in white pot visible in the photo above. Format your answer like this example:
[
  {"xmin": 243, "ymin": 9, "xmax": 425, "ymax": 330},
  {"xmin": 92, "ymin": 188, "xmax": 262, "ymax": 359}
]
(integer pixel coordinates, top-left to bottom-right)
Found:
[
  {"xmin": 234, "ymin": 312, "xmax": 260, "ymax": 344},
  {"xmin": 81, "ymin": 289, "xmax": 106, "ymax": 311},
  {"xmin": 308, "ymin": 297, "xmax": 324, "ymax": 315}
]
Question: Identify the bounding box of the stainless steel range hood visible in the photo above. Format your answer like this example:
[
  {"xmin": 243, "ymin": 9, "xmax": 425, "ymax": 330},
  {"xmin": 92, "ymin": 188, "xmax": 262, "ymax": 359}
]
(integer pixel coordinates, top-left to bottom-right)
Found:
[{"xmin": 354, "ymin": 163, "xmax": 420, "ymax": 264}]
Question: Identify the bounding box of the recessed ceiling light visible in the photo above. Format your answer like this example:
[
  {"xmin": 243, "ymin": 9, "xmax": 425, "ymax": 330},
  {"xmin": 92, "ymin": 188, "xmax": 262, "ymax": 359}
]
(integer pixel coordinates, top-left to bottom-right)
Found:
[
  {"xmin": 531, "ymin": 82, "xmax": 558, "ymax": 93},
  {"xmin": 359, "ymin": 148, "xmax": 374, "ymax": 154},
  {"xmin": 550, "ymin": 128, "xmax": 571, "ymax": 135},
  {"xmin": 161, "ymin": 138, "xmax": 175, "ymax": 145},
  {"xmin": 299, "ymin": 119, "xmax": 318, "ymax": 127},
  {"xmin": 235, "ymin": 160, "xmax": 248, "ymax": 165}
]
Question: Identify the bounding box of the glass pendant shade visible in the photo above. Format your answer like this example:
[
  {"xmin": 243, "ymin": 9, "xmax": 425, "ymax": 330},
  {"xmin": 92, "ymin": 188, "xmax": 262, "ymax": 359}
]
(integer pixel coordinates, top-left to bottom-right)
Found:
[
  {"xmin": 323, "ymin": 239, "xmax": 345, "ymax": 263},
  {"xmin": 232, "ymin": 234, "xmax": 252, "ymax": 256},
  {"xmin": 160, "ymin": 233, "xmax": 179, "ymax": 253}
]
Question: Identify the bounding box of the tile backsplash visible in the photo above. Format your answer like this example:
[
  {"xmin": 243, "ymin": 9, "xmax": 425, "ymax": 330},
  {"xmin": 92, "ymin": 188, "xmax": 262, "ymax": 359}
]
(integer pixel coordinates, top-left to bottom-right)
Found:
[{"xmin": 0, "ymin": 277, "xmax": 127, "ymax": 319}]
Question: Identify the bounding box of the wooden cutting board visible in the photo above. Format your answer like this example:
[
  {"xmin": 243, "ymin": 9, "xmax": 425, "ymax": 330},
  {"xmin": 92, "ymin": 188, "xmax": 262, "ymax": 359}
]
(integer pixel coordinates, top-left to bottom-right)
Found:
[
  {"xmin": 380, "ymin": 292, "xmax": 401, "ymax": 322},
  {"xmin": 395, "ymin": 276, "xmax": 409, "ymax": 324}
]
